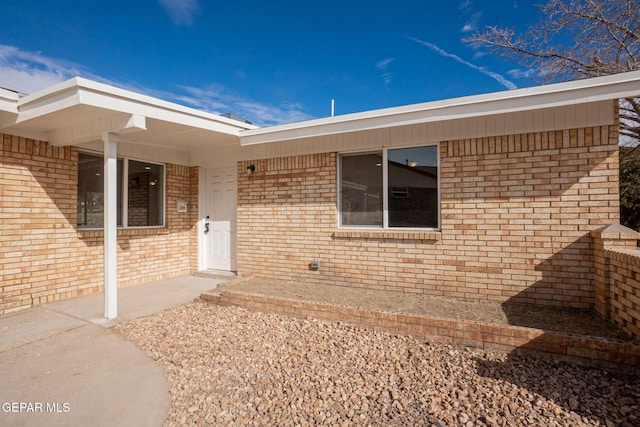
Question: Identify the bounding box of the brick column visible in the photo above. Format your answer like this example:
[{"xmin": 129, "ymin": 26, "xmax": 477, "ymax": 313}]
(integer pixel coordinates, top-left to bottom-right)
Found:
[{"xmin": 591, "ymin": 224, "xmax": 640, "ymax": 319}]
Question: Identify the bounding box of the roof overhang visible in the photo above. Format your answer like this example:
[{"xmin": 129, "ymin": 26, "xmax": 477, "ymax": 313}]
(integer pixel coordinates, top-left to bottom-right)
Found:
[
  {"xmin": 0, "ymin": 77, "xmax": 256, "ymax": 149},
  {"xmin": 0, "ymin": 87, "xmax": 19, "ymax": 129},
  {"xmin": 240, "ymin": 70, "xmax": 640, "ymax": 146}
]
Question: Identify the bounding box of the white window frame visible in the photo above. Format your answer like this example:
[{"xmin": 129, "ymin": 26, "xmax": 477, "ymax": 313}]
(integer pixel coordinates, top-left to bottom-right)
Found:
[
  {"xmin": 77, "ymin": 151, "xmax": 166, "ymax": 230},
  {"xmin": 338, "ymin": 143, "xmax": 440, "ymax": 231}
]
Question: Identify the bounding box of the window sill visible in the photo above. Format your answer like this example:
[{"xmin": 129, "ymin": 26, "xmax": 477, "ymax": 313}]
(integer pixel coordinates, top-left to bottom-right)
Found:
[
  {"xmin": 77, "ymin": 227, "xmax": 169, "ymax": 237},
  {"xmin": 332, "ymin": 229, "xmax": 441, "ymax": 241}
]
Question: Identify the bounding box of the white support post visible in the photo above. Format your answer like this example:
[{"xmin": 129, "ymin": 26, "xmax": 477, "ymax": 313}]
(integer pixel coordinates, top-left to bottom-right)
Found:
[{"xmin": 103, "ymin": 132, "xmax": 118, "ymax": 319}]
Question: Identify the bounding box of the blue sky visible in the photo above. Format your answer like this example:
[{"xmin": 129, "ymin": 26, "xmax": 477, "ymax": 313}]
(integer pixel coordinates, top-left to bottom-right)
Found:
[{"xmin": 0, "ymin": 1, "xmax": 541, "ymax": 126}]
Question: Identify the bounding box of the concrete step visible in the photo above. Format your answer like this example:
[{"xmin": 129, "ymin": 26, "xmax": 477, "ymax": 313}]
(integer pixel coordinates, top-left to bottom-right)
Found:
[{"xmin": 194, "ymin": 270, "xmax": 237, "ymax": 281}]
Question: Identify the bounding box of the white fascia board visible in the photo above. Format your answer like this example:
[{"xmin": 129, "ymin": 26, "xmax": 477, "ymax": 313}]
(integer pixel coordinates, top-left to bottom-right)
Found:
[
  {"xmin": 0, "ymin": 87, "xmax": 19, "ymax": 128},
  {"xmin": 77, "ymin": 89, "xmax": 244, "ymax": 136},
  {"xmin": 240, "ymin": 71, "xmax": 640, "ymax": 146},
  {"xmin": 17, "ymin": 77, "xmax": 257, "ymax": 135},
  {"xmin": 15, "ymin": 82, "xmax": 83, "ymax": 123},
  {"xmin": 0, "ymin": 87, "xmax": 20, "ymax": 110}
]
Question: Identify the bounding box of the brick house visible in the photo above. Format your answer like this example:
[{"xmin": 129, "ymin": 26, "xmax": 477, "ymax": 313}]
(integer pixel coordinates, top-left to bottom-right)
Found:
[{"xmin": 2, "ymin": 72, "xmax": 640, "ymax": 322}]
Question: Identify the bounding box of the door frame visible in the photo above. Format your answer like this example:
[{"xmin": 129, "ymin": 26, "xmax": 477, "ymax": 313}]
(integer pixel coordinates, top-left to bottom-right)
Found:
[{"xmin": 198, "ymin": 166, "xmax": 238, "ymax": 272}]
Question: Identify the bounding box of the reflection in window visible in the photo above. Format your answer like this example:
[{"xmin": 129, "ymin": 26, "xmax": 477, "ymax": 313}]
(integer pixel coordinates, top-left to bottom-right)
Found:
[
  {"xmin": 128, "ymin": 160, "xmax": 164, "ymax": 227},
  {"xmin": 388, "ymin": 146, "xmax": 438, "ymax": 228},
  {"xmin": 77, "ymin": 153, "xmax": 122, "ymax": 228},
  {"xmin": 340, "ymin": 152, "xmax": 383, "ymax": 226},
  {"xmin": 339, "ymin": 145, "xmax": 438, "ymax": 229},
  {"xmin": 77, "ymin": 153, "xmax": 164, "ymax": 228}
]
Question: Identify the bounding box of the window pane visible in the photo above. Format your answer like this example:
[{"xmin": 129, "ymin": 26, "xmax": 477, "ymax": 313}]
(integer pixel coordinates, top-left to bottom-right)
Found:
[
  {"xmin": 127, "ymin": 160, "xmax": 164, "ymax": 227},
  {"xmin": 77, "ymin": 153, "xmax": 123, "ymax": 228},
  {"xmin": 340, "ymin": 152, "xmax": 383, "ymax": 226},
  {"xmin": 77, "ymin": 153, "xmax": 104, "ymax": 227},
  {"xmin": 388, "ymin": 146, "xmax": 438, "ymax": 228}
]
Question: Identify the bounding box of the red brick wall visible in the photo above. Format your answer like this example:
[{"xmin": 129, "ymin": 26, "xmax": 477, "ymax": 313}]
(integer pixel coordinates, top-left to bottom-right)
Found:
[
  {"xmin": 0, "ymin": 134, "xmax": 199, "ymax": 314},
  {"xmin": 237, "ymin": 124, "xmax": 619, "ymax": 309}
]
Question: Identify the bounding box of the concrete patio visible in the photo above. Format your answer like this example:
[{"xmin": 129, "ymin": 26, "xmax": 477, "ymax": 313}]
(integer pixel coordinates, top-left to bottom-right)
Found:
[{"xmin": 0, "ymin": 274, "xmax": 229, "ymax": 427}]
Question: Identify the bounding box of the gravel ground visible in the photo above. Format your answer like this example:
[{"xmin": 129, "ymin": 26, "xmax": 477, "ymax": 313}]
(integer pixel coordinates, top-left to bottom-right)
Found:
[{"xmin": 115, "ymin": 302, "xmax": 640, "ymax": 427}]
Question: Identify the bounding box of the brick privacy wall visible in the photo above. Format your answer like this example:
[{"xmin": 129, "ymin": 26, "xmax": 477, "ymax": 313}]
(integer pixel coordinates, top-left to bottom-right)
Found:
[
  {"xmin": 237, "ymin": 124, "xmax": 619, "ymax": 309},
  {"xmin": 605, "ymin": 249, "xmax": 640, "ymax": 337},
  {"xmin": 0, "ymin": 134, "xmax": 198, "ymax": 314}
]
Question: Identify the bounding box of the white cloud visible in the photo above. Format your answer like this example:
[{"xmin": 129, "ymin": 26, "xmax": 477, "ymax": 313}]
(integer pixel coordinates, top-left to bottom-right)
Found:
[
  {"xmin": 461, "ymin": 11, "xmax": 482, "ymax": 33},
  {"xmin": 0, "ymin": 44, "xmax": 87, "ymax": 93},
  {"xmin": 158, "ymin": 0, "xmax": 200, "ymax": 26},
  {"xmin": 507, "ymin": 68, "xmax": 537, "ymax": 79},
  {"xmin": 406, "ymin": 36, "xmax": 517, "ymax": 90},
  {"xmin": 376, "ymin": 58, "xmax": 394, "ymax": 69},
  {"xmin": 376, "ymin": 58, "xmax": 394, "ymax": 85},
  {"xmin": 0, "ymin": 44, "xmax": 311, "ymax": 127},
  {"xmin": 0, "ymin": 44, "xmax": 145, "ymax": 95},
  {"xmin": 460, "ymin": 24, "xmax": 473, "ymax": 33},
  {"xmin": 458, "ymin": 0, "xmax": 473, "ymax": 12},
  {"xmin": 169, "ymin": 84, "xmax": 314, "ymax": 126},
  {"xmin": 472, "ymin": 50, "xmax": 489, "ymax": 60}
]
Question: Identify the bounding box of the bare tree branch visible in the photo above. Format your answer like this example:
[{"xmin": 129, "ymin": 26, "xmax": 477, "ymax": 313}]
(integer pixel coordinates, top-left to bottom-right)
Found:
[{"xmin": 464, "ymin": 0, "xmax": 640, "ymax": 228}]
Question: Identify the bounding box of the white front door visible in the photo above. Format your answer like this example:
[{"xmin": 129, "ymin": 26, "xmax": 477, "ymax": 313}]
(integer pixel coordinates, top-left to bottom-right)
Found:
[{"xmin": 203, "ymin": 167, "xmax": 237, "ymax": 271}]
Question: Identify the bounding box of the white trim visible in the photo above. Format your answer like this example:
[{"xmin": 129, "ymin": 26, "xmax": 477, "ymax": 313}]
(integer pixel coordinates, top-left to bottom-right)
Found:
[
  {"xmin": 17, "ymin": 77, "xmax": 256, "ymax": 134},
  {"xmin": 0, "ymin": 88, "xmax": 19, "ymax": 112},
  {"xmin": 436, "ymin": 144, "xmax": 441, "ymax": 231},
  {"xmin": 121, "ymin": 159, "xmax": 129, "ymax": 228},
  {"xmin": 382, "ymin": 149, "xmax": 389, "ymax": 228},
  {"xmin": 0, "ymin": 86, "xmax": 20, "ymax": 102},
  {"xmin": 103, "ymin": 133, "xmax": 118, "ymax": 320},
  {"xmin": 161, "ymin": 162, "xmax": 166, "ymax": 229},
  {"xmin": 0, "ymin": 87, "xmax": 19, "ymax": 129},
  {"xmin": 240, "ymin": 71, "xmax": 640, "ymax": 145},
  {"xmin": 198, "ymin": 167, "xmax": 207, "ymax": 272}
]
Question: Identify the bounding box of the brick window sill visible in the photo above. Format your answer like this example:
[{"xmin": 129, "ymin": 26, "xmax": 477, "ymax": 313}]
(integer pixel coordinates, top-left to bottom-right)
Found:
[
  {"xmin": 332, "ymin": 229, "xmax": 441, "ymax": 241},
  {"xmin": 78, "ymin": 227, "xmax": 170, "ymax": 238}
]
